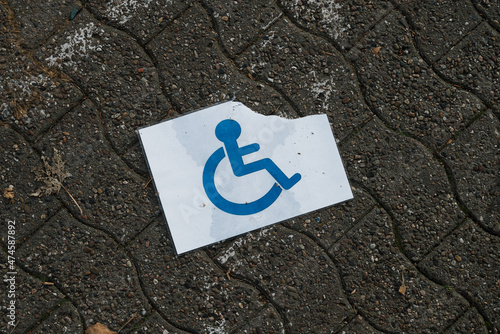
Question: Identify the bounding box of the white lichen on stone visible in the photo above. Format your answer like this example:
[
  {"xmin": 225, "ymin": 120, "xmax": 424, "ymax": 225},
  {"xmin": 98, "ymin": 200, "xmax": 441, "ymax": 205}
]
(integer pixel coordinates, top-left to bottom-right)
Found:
[
  {"xmin": 205, "ymin": 319, "xmax": 227, "ymax": 334},
  {"xmin": 46, "ymin": 22, "xmax": 104, "ymax": 68},
  {"xmin": 0, "ymin": 71, "xmax": 52, "ymax": 98},
  {"xmin": 310, "ymin": 78, "xmax": 337, "ymax": 112},
  {"xmin": 217, "ymin": 228, "xmax": 272, "ymax": 265},
  {"xmin": 0, "ymin": 68, "xmax": 56, "ymax": 120},
  {"xmin": 285, "ymin": 0, "xmax": 347, "ymax": 39},
  {"xmin": 106, "ymin": 0, "xmax": 154, "ymax": 24}
]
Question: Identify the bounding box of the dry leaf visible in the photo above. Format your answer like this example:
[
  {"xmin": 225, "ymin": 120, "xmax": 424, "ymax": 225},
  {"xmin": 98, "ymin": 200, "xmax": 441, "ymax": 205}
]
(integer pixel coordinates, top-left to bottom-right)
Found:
[
  {"xmin": 399, "ymin": 284, "xmax": 407, "ymax": 295},
  {"xmin": 3, "ymin": 188, "xmax": 14, "ymax": 202},
  {"xmin": 372, "ymin": 46, "xmax": 382, "ymax": 55},
  {"xmin": 32, "ymin": 148, "xmax": 68, "ymax": 197},
  {"xmin": 85, "ymin": 323, "xmax": 117, "ymax": 334},
  {"xmin": 32, "ymin": 148, "xmax": 83, "ymax": 215}
]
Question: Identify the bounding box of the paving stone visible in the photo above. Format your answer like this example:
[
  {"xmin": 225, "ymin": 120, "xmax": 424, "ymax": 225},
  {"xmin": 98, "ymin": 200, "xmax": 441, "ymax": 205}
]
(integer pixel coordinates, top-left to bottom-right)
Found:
[
  {"xmin": 283, "ymin": 186, "xmax": 376, "ymax": 249},
  {"xmin": 331, "ymin": 208, "xmax": 469, "ymax": 333},
  {"xmin": 82, "ymin": 0, "xmax": 194, "ymax": 44},
  {"xmin": 130, "ymin": 312, "xmax": 190, "ymax": 334},
  {"xmin": 443, "ymin": 307, "xmax": 488, "ymax": 334},
  {"xmin": 342, "ymin": 117, "xmax": 465, "ymax": 261},
  {"xmin": 121, "ymin": 109, "xmax": 180, "ymax": 176},
  {"xmin": 340, "ymin": 315, "xmax": 383, "ymax": 334},
  {"xmin": 0, "ymin": 54, "xmax": 83, "ymax": 139},
  {"xmin": 279, "ymin": 0, "xmax": 393, "ymax": 50},
  {"xmin": 204, "ymin": 0, "xmax": 283, "ymax": 56},
  {"xmin": 148, "ymin": 3, "xmax": 298, "ymax": 118},
  {"xmin": 17, "ymin": 209, "xmax": 149, "ymax": 331},
  {"xmin": 9, "ymin": 0, "xmax": 82, "ymax": 50},
  {"xmin": 473, "ymin": 0, "xmax": 500, "ymax": 29},
  {"xmin": 35, "ymin": 100, "xmax": 158, "ymax": 243},
  {"xmin": 31, "ymin": 301, "xmax": 84, "ymax": 334},
  {"xmin": 442, "ymin": 111, "xmax": 500, "ymax": 234},
  {"xmin": 217, "ymin": 225, "xmax": 354, "ymax": 333},
  {"xmin": 0, "ymin": 249, "xmax": 65, "ymax": 333},
  {"xmin": 35, "ymin": 9, "xmax": 171, "ymax": 153},
  {"xmin": 436, "ymin": 22, "xmax": 500, "ymax": 114},
  {"xmin": 418, "ymin": 220, "xmax": 499, "ymax": 331},
  {"xmin": 128, "ymin": 219, "xmax": 265, "ymax": 333},
  {"xmin": 0, "ymin": 2, "xmax": 19, "ymax": 59},
  {"xmin": 1, "ymin": 2, "xmax": 498, "ymax": 332},
  {"xmin": 121, "ymin": 142, "xmax": 150, "ymax": 176},
  {"xmin": 396, "ymin": 0, "xmax": 482, "ymax": 63},
  {"xmin": 233, "ymin": 305, "xmax": 284, "ymax": 334},
  {"xmin": 348, "ymin": 11, "xmax": 484, "ymax": 148},
  {"xmin": 236, "ymin": 17, "xmax": 372, "ymax": 142},
  {"xmin": 0, "ymin": 124, "xmax": 61, "ymax": 246}
]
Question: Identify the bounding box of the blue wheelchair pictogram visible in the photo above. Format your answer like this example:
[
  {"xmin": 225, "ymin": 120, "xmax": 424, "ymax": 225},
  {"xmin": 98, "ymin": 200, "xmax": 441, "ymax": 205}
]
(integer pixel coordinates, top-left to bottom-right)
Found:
[{"xmin": 203, "ymin": 119, "xmax": 301, "ymax": 215}]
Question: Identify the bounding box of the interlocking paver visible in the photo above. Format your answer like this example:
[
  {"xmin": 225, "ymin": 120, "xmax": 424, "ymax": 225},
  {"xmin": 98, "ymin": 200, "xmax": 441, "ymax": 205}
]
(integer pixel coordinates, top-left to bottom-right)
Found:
[
  {"xmin": 148, "ymin": 3, "xmax": 298, "ymax": 117},
  {"xmin": 473, "ymin": 0, "xmax": 500, "ymax": 29},
  {"xmin": 35, "ymin": 100, "xmax": 158, "ymax": 243},
  {"xmin": 331, "ymin": 208, "xmax": 470, "ymax": 333},
  {"xmin": 1, "ymin": 0, "xmax": 498, "ymax": 332},
  {"xmin": 35, "ymin": 9, "xmax": 171, "ymax": 153},
  {"xmin": 0, "ymin": 124, "xmax": 61, "ymax": 245},
  {"xmin": 342, "ymin": 117, "xmax": 465, "ymax": 261},
  {"xmin": 279, "ymin": 0, "xmax": 393, "ymax": 50},
  {"xmin": 8, "ymin": 0, "xmax": 82, "ymax": 50},
  {"xmin": 236, "ymin": 17, "xmax": 372, "ymax": 142},
  {"xmin": 17, "ymin": 209, "xmax": 150, "ymax": 331},
  {"xmin": 348, "ymin": 11, "xmax": 484, "ymax": 148},
  {"xmin": 419, "ymin": 220, "xmax": 499, "ymax": 331},
  {"xmin": 128, "ymin": 219, "xmax": 265, "ymax": 333},
  {"xmin": 284, "ymin": 186, "xmax": 376, "ymax": 249},
  {"xmin": 436, "ymin": 22, "xmax": 499, "ymax": 114},
  {"xmin": 203, "ymin": 0, "xmax": 283, "ymax": 56},
  {"xmin": 0, "ymin": 1, "xmax": 18, "ymax": 59},
  {"xmin": 233, "ymin": 305, "xmax": 284, "ymax": 334},
  {"xmin": 121, "ymin": 109, "xmax": 180, "ymax": 176},
  {"xmin": 340, "ymin": 315, "xmax": 383, "ymax": 334},
  {"xmin": 0, "ymin": 54, "xmax": 83, "ymax": 139},
  {"xmin": 31, "ymin": 302, "xmax": 83, "ymax": 334},
  {"xmin": 396, "ymin": 0, "xmax": 482, "ymax": 63},
  {"xmin": 121, "ymin": 142, "xmax": 150, "ymax": 176},
  {"xmin": 0, "ymin": 249, "xmax": 65, "ymax": 333},
  {"xmin": 130, "ymin": 312, "xmax": 190, "ymax": 334},
  {"xmin": 441, "ymin": 110, "xmax": 499, "ymax": 233},
  {"xmin": 216, "ymin": 225, "xmax": 355, "ymax": 333},
  {"xmin": 444, "ymin": 307, "xmax": 488, "ymax": 334},
  {"xmin": 82, "ymin": 0, "xmax": 194, "ymax": 44}
]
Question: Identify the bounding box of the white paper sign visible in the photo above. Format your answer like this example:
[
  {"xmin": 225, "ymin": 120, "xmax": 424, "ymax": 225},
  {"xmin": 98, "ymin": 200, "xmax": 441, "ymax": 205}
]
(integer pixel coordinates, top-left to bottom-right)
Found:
[{"xmin": 138, "ymin": 101, "xmax": 353, "ymax": 254}]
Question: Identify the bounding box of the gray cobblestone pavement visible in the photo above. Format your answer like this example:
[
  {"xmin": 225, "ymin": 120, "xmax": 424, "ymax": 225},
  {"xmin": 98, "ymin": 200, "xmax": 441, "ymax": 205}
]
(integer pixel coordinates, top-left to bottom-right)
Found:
[{"xmin": 0, "ymin": 0, "xmax": 498, "ymax": 333}]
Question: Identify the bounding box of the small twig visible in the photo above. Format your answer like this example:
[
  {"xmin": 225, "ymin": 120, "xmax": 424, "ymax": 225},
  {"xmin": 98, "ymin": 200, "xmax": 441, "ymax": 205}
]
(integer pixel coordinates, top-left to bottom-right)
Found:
[
  {"xmin": 60, "ymin": 182, "xmax": 83, "ymax": 216},
  {"xmin": 144, "ymin": 178, "xmax": 152, "ymax": 189},
  {"xmin": 118, "ymin": 313, "xmax": 137, "ymax": 333},
  {"xmin": 226, "ymin": 269, "xmax": 231, "ymax": 280},
  {"xmin": 38, "ymin": 165, "xmax": 83, "ymax": 217}
]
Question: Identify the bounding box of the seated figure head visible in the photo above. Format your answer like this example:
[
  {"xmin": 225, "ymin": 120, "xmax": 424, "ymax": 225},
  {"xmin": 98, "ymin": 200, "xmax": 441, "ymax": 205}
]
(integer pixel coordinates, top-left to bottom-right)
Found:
[{"xmin": 215, "ymin": 119, "xmax": 241, "ymax": 142}]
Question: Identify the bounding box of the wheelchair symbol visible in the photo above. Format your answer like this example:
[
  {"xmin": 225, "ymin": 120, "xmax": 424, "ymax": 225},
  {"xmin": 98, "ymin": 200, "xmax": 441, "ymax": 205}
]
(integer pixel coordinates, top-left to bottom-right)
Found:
[{"xmin": 203, "ymin": 119, "xmax": 301, "ymax": 215}]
